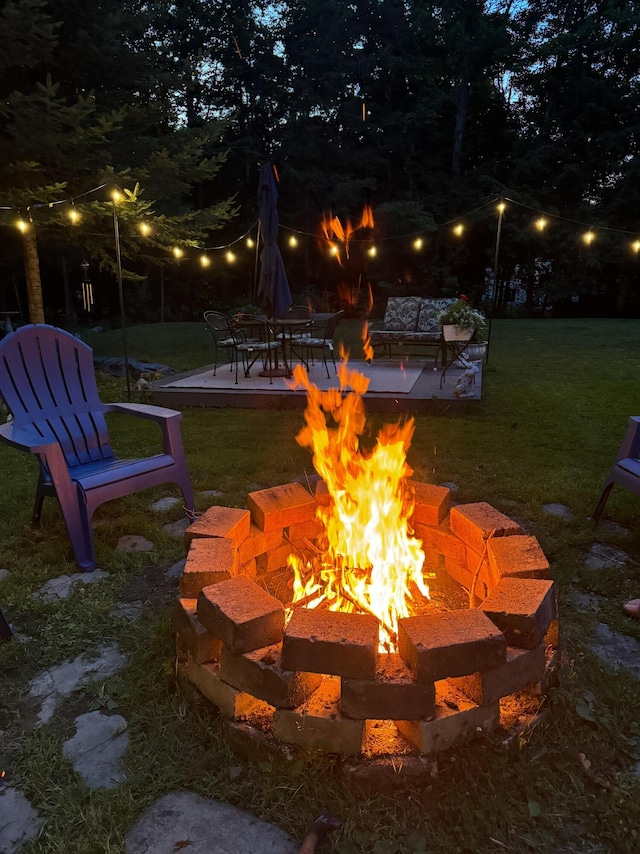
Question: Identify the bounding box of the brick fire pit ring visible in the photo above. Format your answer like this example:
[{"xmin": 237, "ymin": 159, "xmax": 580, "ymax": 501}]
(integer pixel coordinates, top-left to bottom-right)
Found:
[{"xmin": 174, "ymin": 480, "xmax": 558, "ymax": 769}]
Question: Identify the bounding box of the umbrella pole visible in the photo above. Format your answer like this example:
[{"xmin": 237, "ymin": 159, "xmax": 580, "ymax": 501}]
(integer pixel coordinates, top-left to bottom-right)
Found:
[{"xmin": 252, "ymin": 221, "xmax": 261, "ymax": 307}]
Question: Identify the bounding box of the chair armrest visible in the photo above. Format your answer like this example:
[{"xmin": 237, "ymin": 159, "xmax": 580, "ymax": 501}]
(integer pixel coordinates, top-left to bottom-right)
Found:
[
  {"xmin": 105, "ymin": 402, "xmax": 182, "ymax": 422},
  {"xmin": 104, "ymin": 402, "xmax": 185, "ymax": 457},
  {"xmin": 0, "ymin": 421, "xmax": 57, "ymax": 454},
  {"xmin": 616, "ymin": 416, "xmax": 640, "ymax": 462}
]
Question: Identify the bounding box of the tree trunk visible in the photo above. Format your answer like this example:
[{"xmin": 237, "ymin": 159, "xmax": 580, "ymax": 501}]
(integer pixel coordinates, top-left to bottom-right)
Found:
[
  {"xmin": 22, "ymin": 225, "xmax": 44, "ymax": 323},
  {"xmin": 451, "ymin": 52, "xmax": 471, "ymax": 176}
]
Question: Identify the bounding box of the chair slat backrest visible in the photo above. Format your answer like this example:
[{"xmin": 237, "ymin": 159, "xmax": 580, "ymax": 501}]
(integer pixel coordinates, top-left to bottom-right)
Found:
[{"xmin": 0, "ymin": 324, "xmax": 114, "ymax": 468}]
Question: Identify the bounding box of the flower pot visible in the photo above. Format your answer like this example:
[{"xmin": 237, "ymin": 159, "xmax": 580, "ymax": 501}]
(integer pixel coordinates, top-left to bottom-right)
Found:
[{"xmin": 442, "ymin": 324, "xmax": 473, "ymax": 342}]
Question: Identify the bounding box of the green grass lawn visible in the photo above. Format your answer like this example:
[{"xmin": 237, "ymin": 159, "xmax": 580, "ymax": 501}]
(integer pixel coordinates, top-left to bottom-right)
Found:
[{"xmin": 2, "ymin": 318, "xmax": 640, "ymax": 853}]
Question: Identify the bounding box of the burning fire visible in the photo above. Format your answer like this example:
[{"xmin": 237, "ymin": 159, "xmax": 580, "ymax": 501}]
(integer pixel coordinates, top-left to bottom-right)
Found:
[{"xmin": 289, "ymin": 361, "xmax": 428, "ymax": 651}]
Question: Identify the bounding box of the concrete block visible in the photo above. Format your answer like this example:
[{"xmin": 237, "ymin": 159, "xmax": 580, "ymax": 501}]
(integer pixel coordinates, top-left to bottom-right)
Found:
[
  {"xmin": 341, "ymin": 653, "xmax": 435, "ymax": 720},
  {"xmin": 197, "ymin": 576, "xmax": 285, "ymax": 654},
  {"xmin": 481, "ymin": 578, "xmax": 557, "ymax": 649},
  {"xmin": 238, "ymin": 523, "xmax": 284, "ymax": 564},
  {"xmin": 185, "ymin": 656, "xmax": 272, "ymax": 720},
  {"xmin": 179, "ymin": 537, "xmax": 237, "ymax": 597},
  {"xmin": 487, "ymin": 535, "xmax": 551, "ymax": 584},
  {"xmin": 185, "ymin": 506, "xmax": 251, "ymax": 547},
  {"xmin": 286, "ymin": 518, "xmax": 324, "ymax": 542},
  {"xmin": 248, "ymin": 482, "xmax": 317, "ymax": 532},
  {"xmin": 220, "ymin": 643, "xmax": 322, "ymax": 709},
  {"xmin": 282, "ymin": 608, "xmax": 379, "ymax": 680},
  {"xmin": 450, "ymin": 503, "xmax": 521, "ymax": 555},
  {"xmin": 411, "ymin": 482, "xmax": 450, "ymax": 527},
  {"xmin": 273, "ymin": 677, "xmax": 364, "ymax": 754},
  {"xmin": 173, "ymin": 597, "xmax": 222, "ymax": 664},
  {"xmin": 398, "ymin": 608, "xmax": 507, "ymax": 682},
  {"xmin": 395, "ymin": 682, "xmax": 500, "ymax": 754},
  {"xmin": 448, "ymin": 643, "xmax": 547, "ymax": 705},
  {"xmin": 256, "ymin": 539, "xmax": 295, "ymax": 574}
]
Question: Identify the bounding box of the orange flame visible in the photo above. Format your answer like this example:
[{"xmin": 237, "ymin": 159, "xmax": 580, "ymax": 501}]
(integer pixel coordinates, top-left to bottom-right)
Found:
[
  {"xmin": 289, "ymin": 361, "xmax": 428, "ymax": 650},
  {"xmin": 362, "ymin": 321, "xmax": 373, "ymax": 362}
]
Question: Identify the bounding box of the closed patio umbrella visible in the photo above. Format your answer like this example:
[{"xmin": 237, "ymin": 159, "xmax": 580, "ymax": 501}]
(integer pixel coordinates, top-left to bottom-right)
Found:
[{"xmin": 256, "ymin": 163, "xmax": 291, "ymax": 319}]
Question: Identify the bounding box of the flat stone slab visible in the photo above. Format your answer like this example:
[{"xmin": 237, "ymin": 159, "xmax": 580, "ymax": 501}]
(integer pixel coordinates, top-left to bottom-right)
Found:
[
  {"xmin": 567, "ymin": 590, "xmax": 601, "ymax": 613},
  {"xmin": 542, "ymin": 503, "xmax": 572, "ymax": 521},
  {"xmin": 117, "ymin": 535, "xmax": 155, "ymax": 553},
  {"xmin": 28, "ymin": 643, "xmax": 128, "ymax": 724},
  {"xmin": 62, "ymin": 711, "xmax": 129, "ymax": 789},
  {"xmin": 31, "ymin": 569, "xmax": 108, "ymax": 602},
  {"xmin": 110, "ymin": 601, "xmax": 144, "ymax": 622},
  {"xmin": 0, "ymin": 568, "xmax": 9, "ymax": 583},
  {"xmin": 0, "ymin": 785, "xmax": 44, "ymax": 854},
  {"xmin": 586, "ymin": 543, "xmax": 633, "ymax": 570},
  {"xmin": 591, "ymin": 623, "xmax": 640, "ymax": 678},
  {"xmin": 163, "ymin": 519, "xmax": 190, "ymax": 538},
  {"xmin": 124, "ymin": 791, "xmax": 297, "ymax": 854},
  {"xmin": 166, "ymin": 559, "xmax": 187, "ymax": 579},
  {"xmin": 151, "ymin": 497, "xmax": 182, "ymax": 512}
]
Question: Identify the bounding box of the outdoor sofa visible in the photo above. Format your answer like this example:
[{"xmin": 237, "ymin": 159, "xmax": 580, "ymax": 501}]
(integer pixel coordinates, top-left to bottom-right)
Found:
[{"xmin": 368, "ymin": 296, "xmax": 456, "ymax": 363}]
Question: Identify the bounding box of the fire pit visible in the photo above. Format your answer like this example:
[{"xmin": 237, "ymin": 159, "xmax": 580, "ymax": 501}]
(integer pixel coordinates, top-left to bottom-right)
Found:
[{"xmin": 174, "ymin": 363, "xmax": 558, "ymax": 767}]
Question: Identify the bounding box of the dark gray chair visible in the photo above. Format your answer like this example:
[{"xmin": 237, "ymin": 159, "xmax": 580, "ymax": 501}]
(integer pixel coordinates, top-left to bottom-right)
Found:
[
  {"xmin": 203, "ymin": 311, "xmax": 235, "ymax": 375},
  {"xmin": 592, "ymin": 416, "xmax": 640, "ymax": 523}
]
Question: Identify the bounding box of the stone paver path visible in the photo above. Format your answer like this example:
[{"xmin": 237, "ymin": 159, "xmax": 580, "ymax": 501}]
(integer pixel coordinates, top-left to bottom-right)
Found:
[
  {"xmin": 28, "ymin": 643, "xmax": 128, "ymax": 725},
  {"xmin": 0, "ymin": 786, "xmax": 44, "ymax": 854},
  {"xmin": 62, "ymin": 711, "xmax": 129, "ymax": 789},
  {"xmin": 125, "ymin": 791, "xmax": 297, "ymax": 854}
]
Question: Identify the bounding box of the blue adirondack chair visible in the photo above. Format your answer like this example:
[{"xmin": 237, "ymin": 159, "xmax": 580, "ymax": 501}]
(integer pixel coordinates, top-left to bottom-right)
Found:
[
  {"xmin": 592, "ymin": 415, "xmax": 640, "ymax": 524},
  {"xmin": 0, "ymin": 324, "xmax": 195, "ymax": 571}
]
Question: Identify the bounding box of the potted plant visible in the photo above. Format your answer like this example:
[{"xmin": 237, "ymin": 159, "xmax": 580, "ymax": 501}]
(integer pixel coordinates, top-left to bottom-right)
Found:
[{"xmin": 437, "ymin": 296, "xmax": 487, "ymax": 342}]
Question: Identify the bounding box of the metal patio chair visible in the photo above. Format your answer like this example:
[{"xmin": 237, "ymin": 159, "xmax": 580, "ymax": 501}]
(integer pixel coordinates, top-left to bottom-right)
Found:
[
  {"xmin": 227, "ymin": 313, "xmax": 281, "ymax": 383},
  {"xmin": 592, "ymin": 416, "xmax": 640, "ymax": 524},
  {"xmin": 0, "ymin": 324, "xmax": 195, "ymax": 570},
  {"xmin": 292, "ymin": 310, "xmax": 343, "ymax": 378},
  {"xmin": 203, "ymin": 310, "xmax": 235, "ymax": 375}
]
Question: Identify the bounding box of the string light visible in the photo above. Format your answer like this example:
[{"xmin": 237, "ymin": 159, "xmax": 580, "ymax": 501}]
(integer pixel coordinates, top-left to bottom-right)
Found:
[
  {"xmin": 413, "ymin": 237, "xmax": 424, "ymax": 250},
  {"xmin": 535, "ymin": 217, "xmax": 547, "ymax": 232},
  {"xmin": 329, "ymin": 244, "xmax": 340, "ymax": 256},
  {"xmin": 497, "ymin": 202, "xmax": 506, "ymax": 214},
  {"xmin": 246, "ymin": 237, "xmax": 255, "ymax": 248},
  {"xmin": 633, "ymin": 240, "xmax": 640, "ymax": 254},
  {"xmin": 200, "ymin": 254, "xmax": 210, "ymax": 267},
  {"xmin": 112, "ymin": 190, "xmax": 122, "ymax": 204},
  {"xmin": 288, "ymin": 235, "xmax": 298, "ymax": 248},
  {"xmin": 226, "ymin": 250, "xmax": 236, "ymax": 263},
  {"xmin": 172, "ymin": 247, "xmax": 183, "ymax": 258},
  {"xmin": 453, "ymin": 223, "xmax": 464, "ymax": 237},
  {"xmin": 139, "ymin": 222, "xmax": 151, "ymax": 236},
  {"xmin": 16, "ymin": 218, "xmax": 28, "ymax": 233},
  {"xmin": 583, "ymin": 230, "xmax": 595, "ymax": 245},
  {"xmin": 367, "ymin": 245, "xmax": 377, "ymax": 257},
  {"xmin": 68, "ymin": 206, "xmax": 80, "ymax": 224}
]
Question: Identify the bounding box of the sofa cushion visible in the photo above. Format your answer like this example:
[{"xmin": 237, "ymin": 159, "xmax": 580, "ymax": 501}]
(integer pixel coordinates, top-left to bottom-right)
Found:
[
  {"xmin": 403, "ymin": 331, "xmax": 442, "ymax": 342},
  {"xmin": 416, "ymin": 297, "xmax": 456, "ymax": 333},
  {"xmin": 383, "ymin": 297, "xmax": 421, "ymax": 331},
  {"xmin": 369, "ymin": 330, "xmax": 406, "ymax": 344}
]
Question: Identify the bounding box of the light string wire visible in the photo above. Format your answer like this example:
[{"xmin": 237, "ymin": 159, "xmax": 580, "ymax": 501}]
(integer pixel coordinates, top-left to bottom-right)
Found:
[{"xmin": 2, "ymin": 186, "xmax": 639, "ymax": 259}]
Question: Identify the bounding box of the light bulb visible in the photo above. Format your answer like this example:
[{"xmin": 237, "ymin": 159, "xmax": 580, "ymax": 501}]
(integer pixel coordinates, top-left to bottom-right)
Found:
[
  {"xmin": 535, "ymin": 217, "xmax": 547, "ymax": 231},
  {"xmin": 200, "ymin": 254, "xmax": 210, "ymax": 267},
  {"xmin": 173, "ymin": 247, "xmax": 183, "ymax": 258},
  {"xmin": 413, "ymin": 238, "xmax": 424, "ymax": 250},
  {"xmin": 226, "ymin": 251, "xmax": 236, "ymax": 263},
  {"xmin": 139, "ymin": 222, "xmax": 151, "ymax": 236},
  {"xmin": 454, "ymin": 224, "xmax": 464, "ymax": 237},
  {"xmin": 289, "ymin": 236, "xmax": 298, "ymax": 247}
]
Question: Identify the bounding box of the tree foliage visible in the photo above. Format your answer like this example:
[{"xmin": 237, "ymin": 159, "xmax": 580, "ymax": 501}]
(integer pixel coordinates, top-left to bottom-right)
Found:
[{"xmin": 0, "ymin": 0, "xmax": 639, "ymax": 322}]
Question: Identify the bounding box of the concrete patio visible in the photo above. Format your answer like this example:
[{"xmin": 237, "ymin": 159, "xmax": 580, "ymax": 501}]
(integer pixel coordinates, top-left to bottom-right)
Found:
[{"xmin": 151, "ymin": 357, "xmax": 483, "ymax": 413}]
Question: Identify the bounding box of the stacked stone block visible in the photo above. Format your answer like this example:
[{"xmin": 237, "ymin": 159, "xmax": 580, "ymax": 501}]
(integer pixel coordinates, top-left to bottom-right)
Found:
[{"xmin": 174, "ymin": 480, "xmax": 559, "ymax": 760}]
